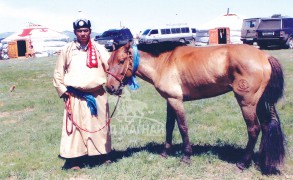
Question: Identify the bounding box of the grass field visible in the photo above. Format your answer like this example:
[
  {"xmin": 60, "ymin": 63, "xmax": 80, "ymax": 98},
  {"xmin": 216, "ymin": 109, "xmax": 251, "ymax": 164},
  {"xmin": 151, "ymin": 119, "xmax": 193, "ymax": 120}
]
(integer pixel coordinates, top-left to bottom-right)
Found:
[{"xmin": 0, "ymin": 49, "xmax": 292, "ymax": 179}]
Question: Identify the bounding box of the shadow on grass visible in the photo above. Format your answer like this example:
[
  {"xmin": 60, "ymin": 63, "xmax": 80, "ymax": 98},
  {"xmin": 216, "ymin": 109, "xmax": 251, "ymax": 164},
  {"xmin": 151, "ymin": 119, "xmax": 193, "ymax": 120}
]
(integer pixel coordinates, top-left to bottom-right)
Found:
[
  {"xmin": 109, "ymin": 142, "xmax": 255, "ymax": 164},
  {"xmin": 59, "ymin": 142, "xmax": 261, "ymax": 170}
]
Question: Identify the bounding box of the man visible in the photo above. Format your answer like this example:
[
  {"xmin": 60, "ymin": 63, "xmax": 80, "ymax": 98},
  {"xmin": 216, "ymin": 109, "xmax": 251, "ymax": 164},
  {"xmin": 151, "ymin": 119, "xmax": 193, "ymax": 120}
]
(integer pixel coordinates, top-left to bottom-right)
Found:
[{"xmin": 53, "ymin": 18, "xmax": 111, "ymax": 170}]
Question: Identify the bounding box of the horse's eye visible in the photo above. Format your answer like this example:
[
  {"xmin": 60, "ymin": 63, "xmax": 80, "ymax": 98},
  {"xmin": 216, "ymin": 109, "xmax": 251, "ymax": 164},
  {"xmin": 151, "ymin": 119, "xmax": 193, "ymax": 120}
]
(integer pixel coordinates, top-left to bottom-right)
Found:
[{"xmin": 119, "ymin": 59, "xmax": 125, "ymax": 64}]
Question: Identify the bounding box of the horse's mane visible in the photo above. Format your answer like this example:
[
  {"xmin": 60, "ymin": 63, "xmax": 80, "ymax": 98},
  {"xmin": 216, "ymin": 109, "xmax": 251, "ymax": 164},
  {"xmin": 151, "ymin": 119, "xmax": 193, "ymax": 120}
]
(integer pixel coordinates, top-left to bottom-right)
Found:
[{"xmin": 137, "ymin": 41, "xmax": 186, "ymax": 57}]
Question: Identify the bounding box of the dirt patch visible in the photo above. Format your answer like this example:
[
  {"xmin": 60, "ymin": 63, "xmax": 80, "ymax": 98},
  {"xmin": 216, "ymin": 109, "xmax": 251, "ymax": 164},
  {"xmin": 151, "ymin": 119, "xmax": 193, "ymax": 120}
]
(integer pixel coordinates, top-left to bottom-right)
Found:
[
  {"xmin": 2, "ymin": 119, "xmax": 17, "ymax": 125},
  {"xmin": 0, "ymin": 108, "xmax": 34, "ymax": 124},
  {"xmin": 0, "ymin": 112, "xmax": 10, "ymax": 118}
]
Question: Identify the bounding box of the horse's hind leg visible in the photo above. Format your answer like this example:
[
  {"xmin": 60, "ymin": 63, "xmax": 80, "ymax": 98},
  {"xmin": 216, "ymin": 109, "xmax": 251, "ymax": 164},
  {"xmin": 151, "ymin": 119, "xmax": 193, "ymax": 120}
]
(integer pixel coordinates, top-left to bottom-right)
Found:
[
  {"xmin": 161, "ymin": 102, "xmax": 176, "ymax": 158},
  {"xmin": 236, "ymin": 101, "xmax": 261, "ymax": 170},
  {"xmin": 256, "ymin": 99, "xmax": 285, "ymax": 174}
]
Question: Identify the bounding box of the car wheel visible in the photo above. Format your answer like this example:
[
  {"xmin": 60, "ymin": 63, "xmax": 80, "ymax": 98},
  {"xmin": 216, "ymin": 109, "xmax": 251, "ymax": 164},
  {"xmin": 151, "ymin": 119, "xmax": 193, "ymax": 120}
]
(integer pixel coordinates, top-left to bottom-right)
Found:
[
  {"xmin": 257, "ymin": 42, "xmax": 267, "ymax": 49},
  {"xmin": 152, "ymin": 40, "xmax": 159, "ymax": 44},
  {"xmin": 243, "ymin": 41, "xmax": 253, "ymax": 45},
  {"xmin": 189, "ymin": 38, "xmax": 196, "ymax": 46},
  {"xmin": 179, "ymin": 38, "xmax": 186, "ymax": 44},
  {"xmin": 108, "ymin": 46, "xmax": 114, "ymax": 52},
  {"xmin": 288, "ymin": 37, "xmax": 293, "ymax": 49}
]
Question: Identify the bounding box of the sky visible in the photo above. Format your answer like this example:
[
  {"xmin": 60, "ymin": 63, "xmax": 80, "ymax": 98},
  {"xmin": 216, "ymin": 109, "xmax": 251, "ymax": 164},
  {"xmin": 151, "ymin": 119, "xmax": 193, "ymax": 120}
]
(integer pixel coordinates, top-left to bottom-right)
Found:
[{"xmin": 1, "ymin": 0, "xmax": 293, "ymax": 35}]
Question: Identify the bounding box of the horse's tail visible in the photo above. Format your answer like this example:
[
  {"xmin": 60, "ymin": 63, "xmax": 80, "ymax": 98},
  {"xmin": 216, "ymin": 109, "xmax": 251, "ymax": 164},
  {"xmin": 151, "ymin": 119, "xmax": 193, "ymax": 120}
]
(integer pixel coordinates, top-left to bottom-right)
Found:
[{"xmin": 257, "ymin": 56, "xmax": 285, "ymax": 174}]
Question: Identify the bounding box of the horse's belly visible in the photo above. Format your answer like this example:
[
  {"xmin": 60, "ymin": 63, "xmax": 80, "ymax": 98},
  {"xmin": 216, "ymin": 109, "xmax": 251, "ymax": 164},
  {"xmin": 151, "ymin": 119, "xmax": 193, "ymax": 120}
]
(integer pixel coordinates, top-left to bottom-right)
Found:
[{"xmin": 183, "ymin": 84, "xmax": 232, "ymax": 101}]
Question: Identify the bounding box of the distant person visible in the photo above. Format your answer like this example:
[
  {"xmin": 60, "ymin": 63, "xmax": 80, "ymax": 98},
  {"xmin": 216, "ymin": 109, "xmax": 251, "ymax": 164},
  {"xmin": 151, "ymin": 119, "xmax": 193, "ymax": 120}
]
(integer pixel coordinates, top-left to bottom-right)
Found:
[
  {"xmin": 53, "ymin": 18, "xmax": 111, "ymax": 170},
  {"xmin": 26, "ymin": 45, "xmax": 35, "ymax": 58},
  {"xmin": 218, "ymin": 29, "xmax": 227, "ymax": 44}
]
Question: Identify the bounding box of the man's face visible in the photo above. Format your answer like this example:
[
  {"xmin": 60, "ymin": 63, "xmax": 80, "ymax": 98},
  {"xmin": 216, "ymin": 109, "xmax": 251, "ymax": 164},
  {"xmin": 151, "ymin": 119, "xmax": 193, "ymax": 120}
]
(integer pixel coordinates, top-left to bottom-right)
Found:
[{"xmin": 74, "ymin": 28, "xmax": 91, "ymax": 45}]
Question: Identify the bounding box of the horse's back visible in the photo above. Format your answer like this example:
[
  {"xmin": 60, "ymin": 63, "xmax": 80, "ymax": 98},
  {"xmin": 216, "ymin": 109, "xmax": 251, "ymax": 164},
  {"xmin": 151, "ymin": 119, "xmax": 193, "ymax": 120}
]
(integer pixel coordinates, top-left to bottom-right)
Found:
[
  {"xmin": 173, "ymin": 44, "xmax": 270, "ymax": 80},
  {"xmin": 164, "ymin": 44, "xmax": 271, "ymax": 100}
]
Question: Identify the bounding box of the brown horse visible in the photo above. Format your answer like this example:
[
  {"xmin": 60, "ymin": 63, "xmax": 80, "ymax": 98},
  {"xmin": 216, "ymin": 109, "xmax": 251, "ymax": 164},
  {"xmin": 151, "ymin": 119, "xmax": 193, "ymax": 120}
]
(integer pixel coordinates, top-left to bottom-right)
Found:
[{"xmin": 105, "ymin": 41, "xmax": 285, "ymax": 175}]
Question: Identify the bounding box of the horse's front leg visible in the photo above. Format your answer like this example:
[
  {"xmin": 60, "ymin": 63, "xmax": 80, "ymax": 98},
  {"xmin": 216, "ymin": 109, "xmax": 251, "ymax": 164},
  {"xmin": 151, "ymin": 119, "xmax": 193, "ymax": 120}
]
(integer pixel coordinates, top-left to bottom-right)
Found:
[
  {"xmin": 161, "ymin": 102, "xmax": 176, "ymax": 158},
  {"xmin": 167, "ymin": 98, "xmax": 192, "ymax": 164}
]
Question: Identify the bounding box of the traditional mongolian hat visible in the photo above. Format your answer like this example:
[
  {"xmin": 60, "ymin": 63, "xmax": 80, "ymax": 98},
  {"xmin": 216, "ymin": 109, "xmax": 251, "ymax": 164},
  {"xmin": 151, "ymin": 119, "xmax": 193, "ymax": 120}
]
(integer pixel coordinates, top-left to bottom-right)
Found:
[{"xmin": 73, "ymin": 19, "xmax": 91, "ymax": 29}]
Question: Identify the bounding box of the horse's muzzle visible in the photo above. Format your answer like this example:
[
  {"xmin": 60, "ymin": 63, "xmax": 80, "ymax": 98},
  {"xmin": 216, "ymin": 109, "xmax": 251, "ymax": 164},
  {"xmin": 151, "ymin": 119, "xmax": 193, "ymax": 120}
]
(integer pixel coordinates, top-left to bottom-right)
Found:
[{"xmin": 106, "ymin": 85, "xmax": 123, "ymax": 96}]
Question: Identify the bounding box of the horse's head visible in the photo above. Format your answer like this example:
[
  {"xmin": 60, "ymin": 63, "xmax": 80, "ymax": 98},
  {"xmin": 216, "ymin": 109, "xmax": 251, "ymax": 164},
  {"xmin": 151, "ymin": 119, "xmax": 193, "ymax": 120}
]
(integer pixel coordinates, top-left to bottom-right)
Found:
[{"xmin": 106, "ymin": 42, "xmax": 135, "ymax": 95}]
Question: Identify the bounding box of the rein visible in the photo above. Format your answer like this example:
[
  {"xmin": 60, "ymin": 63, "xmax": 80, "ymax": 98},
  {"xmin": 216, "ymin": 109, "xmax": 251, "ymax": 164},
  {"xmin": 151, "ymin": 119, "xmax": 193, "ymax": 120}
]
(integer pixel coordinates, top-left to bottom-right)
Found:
[{"xmin": 65, "ymin": 93, "xmax": 113, "ymax": 135}]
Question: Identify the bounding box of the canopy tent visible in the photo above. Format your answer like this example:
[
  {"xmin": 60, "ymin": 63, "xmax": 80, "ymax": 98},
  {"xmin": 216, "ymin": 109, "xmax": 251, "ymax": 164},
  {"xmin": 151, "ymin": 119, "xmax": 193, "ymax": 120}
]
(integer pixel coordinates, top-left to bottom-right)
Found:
[
  {"xmin": 1, "ymin": 22, "xmax": 69, "ymax": 56},
  {"xmin": 196, "ymin": 14, "xmax": 244, "ymax": 45}
]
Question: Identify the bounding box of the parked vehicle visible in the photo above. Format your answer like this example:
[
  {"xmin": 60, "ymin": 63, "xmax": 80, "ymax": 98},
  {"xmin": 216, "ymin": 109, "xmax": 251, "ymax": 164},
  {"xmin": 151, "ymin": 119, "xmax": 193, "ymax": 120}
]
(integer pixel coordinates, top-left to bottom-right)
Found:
[
  {"xmin": 139, "ymin": 25, "xmax": 196, "ymax": 44},
  {"xmin": 195, "ymin": 30, "xmax": 209, "ymax": 46},
  {"xmin": 0, "ymin": 43, "xmax": 9, "ymax": 60},
  {"xmin": 94, "ymin": 28, "xmax": 133, "ymax": 51},
  {"xmin": 240, "ymin": 18, "xmax": 261, "ymax": 45},
  {"xmin": 256, "ymin": 15, "xmax": 293, "ymax": 49}
]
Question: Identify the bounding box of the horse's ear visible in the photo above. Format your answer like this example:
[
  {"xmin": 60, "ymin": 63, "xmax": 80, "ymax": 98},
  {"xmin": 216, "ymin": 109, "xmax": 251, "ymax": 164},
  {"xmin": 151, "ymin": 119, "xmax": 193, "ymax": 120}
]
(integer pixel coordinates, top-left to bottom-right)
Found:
[{"xmin": 124, "ymin": 40, "xmax": 132, "ymax": 51}]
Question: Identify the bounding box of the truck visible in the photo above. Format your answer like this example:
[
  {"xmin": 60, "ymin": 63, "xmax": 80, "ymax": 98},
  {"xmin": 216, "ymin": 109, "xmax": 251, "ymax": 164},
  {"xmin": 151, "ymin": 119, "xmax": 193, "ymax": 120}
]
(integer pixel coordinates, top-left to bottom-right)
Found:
[
  {"xmin": 256, "ymin": 15, "xmax": 293, "ymax": 49},
  {"xmin": 240, "ymin": 18, "xmax": 261, "ymax": 45}
]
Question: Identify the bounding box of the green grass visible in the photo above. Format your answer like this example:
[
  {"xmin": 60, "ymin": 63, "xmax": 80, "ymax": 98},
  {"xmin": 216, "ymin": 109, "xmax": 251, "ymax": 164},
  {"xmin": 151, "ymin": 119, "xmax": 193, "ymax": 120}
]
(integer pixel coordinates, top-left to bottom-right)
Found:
[{"xmin": 0, "ymin": 49, "xmax": 292, "ymax": 179}]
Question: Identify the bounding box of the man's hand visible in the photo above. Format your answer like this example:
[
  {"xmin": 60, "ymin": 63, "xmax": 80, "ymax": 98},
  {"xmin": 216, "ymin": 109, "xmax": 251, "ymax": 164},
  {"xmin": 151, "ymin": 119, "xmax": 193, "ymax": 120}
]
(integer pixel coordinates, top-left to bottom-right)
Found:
[{"xmin": 61, "ymin": 92, "xmax": 70, "ymax": 102}]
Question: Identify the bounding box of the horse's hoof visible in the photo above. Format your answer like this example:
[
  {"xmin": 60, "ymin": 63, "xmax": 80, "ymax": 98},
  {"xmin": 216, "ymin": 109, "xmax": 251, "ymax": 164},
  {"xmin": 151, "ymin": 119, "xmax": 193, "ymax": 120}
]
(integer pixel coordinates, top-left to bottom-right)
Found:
[
  {"xmin": 236, "ymin": 162, "xmax": 247, "ymax": 171},
  {"xmin": 180, "ymin": 156, "xmax": 191, "ymax": 165},
  {"xmin": 160, "ymin": 152, "xmax": 168, "ymax": 159}
]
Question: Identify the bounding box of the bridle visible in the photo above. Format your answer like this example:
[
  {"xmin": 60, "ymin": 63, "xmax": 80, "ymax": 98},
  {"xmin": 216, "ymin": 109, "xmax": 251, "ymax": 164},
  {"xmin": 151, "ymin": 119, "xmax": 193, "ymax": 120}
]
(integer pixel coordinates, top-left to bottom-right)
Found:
[{"xmin": 106, "ymin": 49, "xmax": 134, "ymax": 88}]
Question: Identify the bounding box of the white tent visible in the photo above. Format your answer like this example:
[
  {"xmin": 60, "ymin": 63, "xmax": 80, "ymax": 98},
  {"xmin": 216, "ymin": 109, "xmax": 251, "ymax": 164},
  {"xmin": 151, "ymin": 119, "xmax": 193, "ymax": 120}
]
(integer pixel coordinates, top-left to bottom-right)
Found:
[
  {"xmin": 196, "ymin": 14, "xmax": 244, "ymax": 45},
  {"xmin": 1, "ymin": 22, "xmax": 69, "ymax": 55}
]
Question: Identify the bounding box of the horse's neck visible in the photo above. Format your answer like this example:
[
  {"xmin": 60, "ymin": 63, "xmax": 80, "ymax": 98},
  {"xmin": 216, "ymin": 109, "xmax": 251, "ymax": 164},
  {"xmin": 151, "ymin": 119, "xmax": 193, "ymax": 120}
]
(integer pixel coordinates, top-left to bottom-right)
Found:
[{"xmin": 135, "ymin": 52, "xmax": 157, "ymax": 85}]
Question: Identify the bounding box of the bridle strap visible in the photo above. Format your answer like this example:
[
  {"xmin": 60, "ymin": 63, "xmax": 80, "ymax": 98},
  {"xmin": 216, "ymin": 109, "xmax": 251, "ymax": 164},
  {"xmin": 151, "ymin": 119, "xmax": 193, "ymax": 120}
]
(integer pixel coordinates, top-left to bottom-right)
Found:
[
  {"xmin": 106, "ymin": 51, "xmax": 133, "ymax": 85},
  {"xmin": 106, "ymin": 70, "xmax": 123, "ymax": 83}
]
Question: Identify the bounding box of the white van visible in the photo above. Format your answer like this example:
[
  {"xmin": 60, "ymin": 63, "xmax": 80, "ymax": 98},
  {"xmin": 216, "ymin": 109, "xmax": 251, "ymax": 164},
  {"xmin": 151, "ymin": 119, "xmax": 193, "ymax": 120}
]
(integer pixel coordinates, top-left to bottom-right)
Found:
[{"xmin": 139, "ymin": 26, "xmax": 196, "ymax": 44}]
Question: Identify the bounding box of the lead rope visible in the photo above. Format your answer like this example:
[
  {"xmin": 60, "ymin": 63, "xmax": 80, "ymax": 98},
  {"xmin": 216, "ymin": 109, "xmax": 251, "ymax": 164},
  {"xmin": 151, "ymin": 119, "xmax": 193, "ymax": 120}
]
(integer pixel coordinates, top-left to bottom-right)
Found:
[
  {"xmin": 110, "ymin": 95, "xmax": 121, "ymax": 118},
  {"xmin": 65, "ymin": 93, "xmax": 121, "ymax": 135}
]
